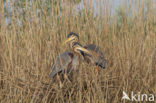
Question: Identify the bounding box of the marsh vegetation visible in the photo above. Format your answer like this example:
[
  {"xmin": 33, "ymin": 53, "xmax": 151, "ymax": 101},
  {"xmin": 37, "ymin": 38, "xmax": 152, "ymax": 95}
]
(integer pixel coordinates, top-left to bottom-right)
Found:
[{"xmin": 0, "ymin": 0, "xmax": 155, "ymax": 102}]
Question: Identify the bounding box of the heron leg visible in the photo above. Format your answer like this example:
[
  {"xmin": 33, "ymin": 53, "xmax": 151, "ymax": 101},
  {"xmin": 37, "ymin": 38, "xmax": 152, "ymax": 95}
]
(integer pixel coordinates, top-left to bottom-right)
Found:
[{"xmin": 57, "ymin": 74, "xmax": 63, "ymax": 88}]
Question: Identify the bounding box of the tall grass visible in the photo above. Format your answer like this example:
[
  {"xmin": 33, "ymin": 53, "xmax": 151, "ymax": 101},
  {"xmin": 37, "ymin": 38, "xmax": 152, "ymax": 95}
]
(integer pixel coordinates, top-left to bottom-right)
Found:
[{"xmin": 0, "ymin": 0, "xmax": 155, "ymax": 103}]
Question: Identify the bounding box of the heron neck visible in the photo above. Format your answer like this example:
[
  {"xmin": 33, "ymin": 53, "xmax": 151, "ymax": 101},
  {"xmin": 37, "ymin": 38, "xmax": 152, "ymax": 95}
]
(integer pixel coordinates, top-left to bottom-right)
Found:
[{"xmin": 69, "ymin": 41, "xmax": 79, "ymax": 49}]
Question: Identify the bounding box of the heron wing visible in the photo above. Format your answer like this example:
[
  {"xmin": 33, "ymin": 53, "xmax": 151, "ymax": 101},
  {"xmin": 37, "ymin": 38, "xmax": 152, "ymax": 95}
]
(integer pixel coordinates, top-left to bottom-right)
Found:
[
  {"xmin": 83, "ymin": 44, "xmax": 102, "ymax": 61},
  {"xmin": 50, "ymin": 51, "xmax": 73, "ymax": 78},
  {"xmin": 82, "ymin": 44, "xmax": 106, "ymax": 68},
  {"xmin": 72, "ymin": 55, "xmax": 79, "ymax": 69},
  {"xmin": 84, "ymin": 44, "xmax": 104, "ymax": 57}
]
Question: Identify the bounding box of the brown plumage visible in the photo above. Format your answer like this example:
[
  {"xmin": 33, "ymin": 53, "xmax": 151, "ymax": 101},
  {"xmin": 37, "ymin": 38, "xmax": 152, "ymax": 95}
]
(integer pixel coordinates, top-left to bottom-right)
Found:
[
  {"xmin": 49, "ymin": 51, "xmax": 79, "ymax": 78},
  {"xmin": 50, "ymin": 41, "xmax": 91, "ymax": 78},
  {"xmin": 82, "ymin": 44, "xmax": 107, "ymax": 69},
  {"xmin": 64, "ymin": 32, "xmax": 107, "ymax": 69}
]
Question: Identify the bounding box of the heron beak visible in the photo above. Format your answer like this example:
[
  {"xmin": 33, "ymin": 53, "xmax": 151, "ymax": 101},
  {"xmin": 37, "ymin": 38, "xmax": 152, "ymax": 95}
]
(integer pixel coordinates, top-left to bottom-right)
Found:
[
  {"xmin": 63, "ymin": 36, "xmax": 75, "ymax": 45},
  {"xmin": 75, "ymin": 46, "xmax": 92, "ymax": 55}
]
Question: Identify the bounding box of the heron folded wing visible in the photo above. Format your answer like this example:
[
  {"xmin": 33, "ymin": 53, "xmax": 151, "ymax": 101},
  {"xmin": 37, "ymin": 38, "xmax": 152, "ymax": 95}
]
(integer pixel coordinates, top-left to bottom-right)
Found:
[{"xmin": 50, "ymin": 51, "xmax": 73, "ymax": 78}]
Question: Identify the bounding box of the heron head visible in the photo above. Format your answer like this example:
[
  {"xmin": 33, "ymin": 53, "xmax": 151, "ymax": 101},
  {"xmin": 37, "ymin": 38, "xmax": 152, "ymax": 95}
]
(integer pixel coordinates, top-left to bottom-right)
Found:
[
  {"xmin": 64, "ymin": 32, "xmax": 79, "ymax": 44},
  {"xmin": 72, "ymin": 42, "xmax": 92, "ymax": 55}
]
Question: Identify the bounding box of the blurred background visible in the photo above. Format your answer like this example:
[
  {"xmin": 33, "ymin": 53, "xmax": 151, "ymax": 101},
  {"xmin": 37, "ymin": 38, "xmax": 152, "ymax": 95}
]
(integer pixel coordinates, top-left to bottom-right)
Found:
[{"xmin": 2, "ymin": 0, "xmax": 156, "ymax": 26}]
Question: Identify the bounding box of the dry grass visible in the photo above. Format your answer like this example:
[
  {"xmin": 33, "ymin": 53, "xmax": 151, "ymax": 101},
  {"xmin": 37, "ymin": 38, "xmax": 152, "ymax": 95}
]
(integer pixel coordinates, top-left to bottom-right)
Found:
[{"xmin": 0, "ymin": 0, "xmax": 156, "ymax": 103}]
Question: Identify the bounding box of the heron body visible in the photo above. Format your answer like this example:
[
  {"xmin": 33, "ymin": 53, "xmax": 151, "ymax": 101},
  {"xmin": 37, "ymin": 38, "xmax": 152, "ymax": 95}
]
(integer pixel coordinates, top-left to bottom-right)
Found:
[
  {"xmin": 82, "ymin": 44, "xmax": 107, "ymax": 69},
  {"xmin": 49, "ymin": 51, "xmax": 79, "ymax": 78},
  {"xmin": 50, "ymin": 40, "xmax": 91, "ymax": 78}
]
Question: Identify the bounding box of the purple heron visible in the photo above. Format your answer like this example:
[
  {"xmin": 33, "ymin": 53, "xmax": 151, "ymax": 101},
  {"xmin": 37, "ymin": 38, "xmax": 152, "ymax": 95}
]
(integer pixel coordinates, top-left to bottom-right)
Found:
[
  {"xmin": 65, "ymin": 32, "xmax": 107, "ymax": 73},
  {"xmin": 49, "ymin": 40, "xmax": 91, "ymax": 78}
]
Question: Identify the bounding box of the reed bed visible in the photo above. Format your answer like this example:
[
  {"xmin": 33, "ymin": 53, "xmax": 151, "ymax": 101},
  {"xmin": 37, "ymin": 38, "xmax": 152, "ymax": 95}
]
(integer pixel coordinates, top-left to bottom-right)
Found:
[{"xmin": 0, "ymin": 0, "xmax": 155, "ymax": 103}]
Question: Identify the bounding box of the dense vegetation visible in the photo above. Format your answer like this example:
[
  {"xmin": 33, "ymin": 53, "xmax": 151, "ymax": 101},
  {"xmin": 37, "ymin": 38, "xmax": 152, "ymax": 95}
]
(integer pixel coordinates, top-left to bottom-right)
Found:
[{"xmin": 0, "ymin": 0, "xmax": 155, "ymax": 102}]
